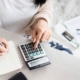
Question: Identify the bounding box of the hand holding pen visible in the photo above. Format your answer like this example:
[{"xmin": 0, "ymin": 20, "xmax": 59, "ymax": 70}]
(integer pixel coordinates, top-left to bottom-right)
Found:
[{"xmin": 0, "ymin": 38, "xmax": 9, "ymax": 56}]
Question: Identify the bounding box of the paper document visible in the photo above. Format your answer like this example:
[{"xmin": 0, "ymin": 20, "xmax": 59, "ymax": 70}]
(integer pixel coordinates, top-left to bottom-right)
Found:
[
  {"xmin": 64, "ymin": 16, "xmax": 80, "ymax": 44},
  {"xmin": 54, "ymin": 22, "xmax": 79, "ymax": 48},
  {"xmin": 72, "ymin": 47, "xmax": 80, "ymax": 57}
]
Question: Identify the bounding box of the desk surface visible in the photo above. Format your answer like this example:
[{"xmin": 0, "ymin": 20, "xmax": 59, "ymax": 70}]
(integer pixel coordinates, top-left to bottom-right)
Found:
[{"xmin": 0, "ymin": 28, "xmax": 80, "ymax": 80}]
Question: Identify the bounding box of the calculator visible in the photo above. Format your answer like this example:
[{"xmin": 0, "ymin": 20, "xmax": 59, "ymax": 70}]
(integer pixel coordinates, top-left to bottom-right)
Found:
[{"xmin": 19, "ymin": 42, "xmax": 51, "ymax": 70}]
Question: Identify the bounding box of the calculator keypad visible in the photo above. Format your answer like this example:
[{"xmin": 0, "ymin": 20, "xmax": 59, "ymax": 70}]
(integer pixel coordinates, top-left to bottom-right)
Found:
[{"xmin": 19, "ymin": 42, "xmax": 46, "ymax": 61}]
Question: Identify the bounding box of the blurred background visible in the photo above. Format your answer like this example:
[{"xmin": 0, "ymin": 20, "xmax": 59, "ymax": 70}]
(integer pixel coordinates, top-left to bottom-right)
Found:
[{"xmin": 52, "ymin": 0, "xmax": 80, "ymax": 27}]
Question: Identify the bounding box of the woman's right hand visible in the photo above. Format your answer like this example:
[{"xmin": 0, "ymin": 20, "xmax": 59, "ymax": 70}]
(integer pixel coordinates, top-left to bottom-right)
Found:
[{"xmin": 0, "ymin": 38, "xmax": 9, "ymax": 56}]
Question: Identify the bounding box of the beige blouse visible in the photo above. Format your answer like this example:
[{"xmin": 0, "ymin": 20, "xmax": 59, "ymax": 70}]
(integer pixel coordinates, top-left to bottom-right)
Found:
[{"xmin": 25, "ymin": 0, "xmax": 53, "ymax": 34}]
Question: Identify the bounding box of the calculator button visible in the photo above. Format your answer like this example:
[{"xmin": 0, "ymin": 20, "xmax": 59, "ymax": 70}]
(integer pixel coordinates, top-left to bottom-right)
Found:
[
  {"xmin": 40, "ymin": 51, "xmax": 44, "ymax": 54},
  {"xmin": 38, "ymin": 47, "xmax": 42, "ymax": 51},
  {"xmin": 21, "ymin": 45, "xmax": 25, "ymax": 50},
  {"xmin": 35, "ymin": 48, "xmax": 38, "ymax": 52},
  {"xmin": 26, "ymin": 47, "xmax": 29, "ymax": 49},
  {"xmin": 38, "ymin": 44, "xmax": 41, "ymax": 47},
  {"xmin": 27, "ymin": 58, "xmax": 30, "ymax": 60},
  {"xmin": 30, "ymin": 49, "xmax": 33, "ymax": 52},
  {"xmin": 32, "ymin": 49, "xmax": 36, "ymax": 53},
  {"xmin": 25, "ymin": 44, "xmax": 29, "ymax": 49},
  {"xmin": 28, "ymin": 43, "xmax": 33, "ymax": 47},
  {"xmin": 25, "ymin": 55, "xmax": 28, "ymax": 57},
  {"xmin": 23, "ymin": 50, "xmax": 27, "ymax": 55},
  {"xmin": 28, "ymin": 43, "xmax": 32, "ymax": 45},
  {"xmin": 29, "ymin": 54, "xmax": 34, "ymax": 57},
  {"xmin": 25, "ymin": 44, "xmax": 27, "ymax": 46},
  {"xmin": 27, "ymin": 49, "xmax": 30, "ymax": 52},
  {"xmin": 33, "ymin": 53, "xmax": 37, "ymax": 56},
  {"xmin": 36, "ymin": 52, "xmax": 41, "ymax": 55},
  {"xmin": 30, "ymin": 57, "xmax": 34, "ymax": 59},
  {"xmin": 31, "ymin": 47, "xmax": 34, "ymax": 50},
  {"xmin": 21, "ymin": 45, "xmax": 24, "ymax": 48},
  {"xmin": 28, "ymin": 50, "xmax": 32, "ymax": 54}
]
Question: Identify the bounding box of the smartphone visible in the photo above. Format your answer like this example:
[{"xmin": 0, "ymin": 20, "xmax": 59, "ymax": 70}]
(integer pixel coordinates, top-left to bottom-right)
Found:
[{"xmin": 8, "ymin": 72, "xmax": 28, "ymax": 80}]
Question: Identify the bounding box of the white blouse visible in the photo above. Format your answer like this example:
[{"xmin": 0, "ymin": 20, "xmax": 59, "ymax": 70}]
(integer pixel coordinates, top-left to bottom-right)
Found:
[{"xmin": 0, "ymin": 0, "xmax": 39, "ymax": 36}]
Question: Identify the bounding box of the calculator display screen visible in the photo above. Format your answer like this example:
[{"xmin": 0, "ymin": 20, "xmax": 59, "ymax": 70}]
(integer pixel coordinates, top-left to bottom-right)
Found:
[{"xmin": 28, "ymin": 57, "xmax": 49, "ymax": 67}]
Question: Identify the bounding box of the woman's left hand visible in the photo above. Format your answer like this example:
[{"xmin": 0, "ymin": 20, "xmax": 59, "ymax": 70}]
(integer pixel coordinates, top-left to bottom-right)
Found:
[{"xmin": 32, "ymin": 19, "xmax": 52, "ymax": 49}]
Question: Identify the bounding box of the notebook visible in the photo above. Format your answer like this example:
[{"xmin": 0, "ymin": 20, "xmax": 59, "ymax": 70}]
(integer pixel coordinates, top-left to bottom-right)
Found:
[{"xmin": 0, "ymin": 41, "xmax": 23, "ymax": 75}]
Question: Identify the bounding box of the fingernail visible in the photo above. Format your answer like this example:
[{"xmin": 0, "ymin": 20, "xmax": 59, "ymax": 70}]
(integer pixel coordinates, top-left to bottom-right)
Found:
[{"xmin": 33, "ymin": 38, "xmax": 36, "ymax": 42}]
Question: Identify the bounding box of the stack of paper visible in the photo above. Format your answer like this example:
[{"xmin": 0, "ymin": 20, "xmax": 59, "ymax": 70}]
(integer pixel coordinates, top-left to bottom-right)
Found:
[{"xmin": 64, "ymin": 16, "xmax": 80, "ymax": 44}]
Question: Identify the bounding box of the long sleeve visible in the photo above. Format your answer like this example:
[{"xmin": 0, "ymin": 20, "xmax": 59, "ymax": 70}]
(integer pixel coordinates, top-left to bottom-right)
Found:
[{"xmin": 25, "ymin": 0, "xmax": 53, "ymax": 34}]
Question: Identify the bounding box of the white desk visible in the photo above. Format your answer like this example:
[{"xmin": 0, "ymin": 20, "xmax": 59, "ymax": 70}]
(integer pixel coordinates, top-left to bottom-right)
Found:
[{"xmin": 0, "ymin": 28, "xmax": 80, "ymax": 80}]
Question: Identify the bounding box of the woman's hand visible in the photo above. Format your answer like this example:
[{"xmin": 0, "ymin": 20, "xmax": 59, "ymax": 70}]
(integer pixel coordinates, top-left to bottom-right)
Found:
[
  {"xmin": 0, "ymin": 38, "xmax": 9, "ymax": 56},
  {"xmin": 32, "ymin": 19, "xmax": 52, "ymax": 49}
]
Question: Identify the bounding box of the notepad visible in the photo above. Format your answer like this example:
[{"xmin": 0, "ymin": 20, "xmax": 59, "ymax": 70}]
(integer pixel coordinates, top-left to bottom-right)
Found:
[{"xmin": 0, "ymin": 41, "xmax": 23, "ymax": 75}]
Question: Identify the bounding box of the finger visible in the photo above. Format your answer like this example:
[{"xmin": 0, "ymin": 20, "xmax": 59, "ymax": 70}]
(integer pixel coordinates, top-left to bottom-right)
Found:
[
  {"xmin": 34, "ymin": 39, "xmax": 39, "ymax": 49},
  {"xmin": 47, "ymin": 35, "xmax": 51, "ymax": 41},
  {"xmin": 0, "ymin": 45, "xmax": 8, "ymax": 53},
  {"xmin": 0, "ymin": 52, "xmax": 3, "ymax": 56},
  {"xmin": 46, "ymin": 36, "xmax": 49, "ymax": 41},
  {"xmin": 34, "ymin": 31, "xmax": 43, "ymax": 48},
  {"xmin": 1, "ymin": 39, "xmax": 9, "ymax": 50},
  {"xmin": 3, "ymin": 42, "xmax": 9, "ymax": 50},
  {"xmin": 32, "ymin": 30, "xmax": 36, "ymax": 42},
  {"xmin": 41, "ymin": 32, "xmax": 48, "ymax": 42},
  {"xmin": 46, "ymin": 32, "xmax": 52, "ymax": 40},
  {"xmin": 0, "ymin": 52, "xmax": 5, "ymax": 56},
  {"xmin": 45, "ymin": 32, "xmax": 50, "ymax": 40}
]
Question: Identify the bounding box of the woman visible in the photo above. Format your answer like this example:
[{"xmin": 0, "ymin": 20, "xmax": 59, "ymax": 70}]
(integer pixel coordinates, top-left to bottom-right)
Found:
[{"xmin": 0, "ymin": 0, "xmax": 53, "ymax": 56}]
